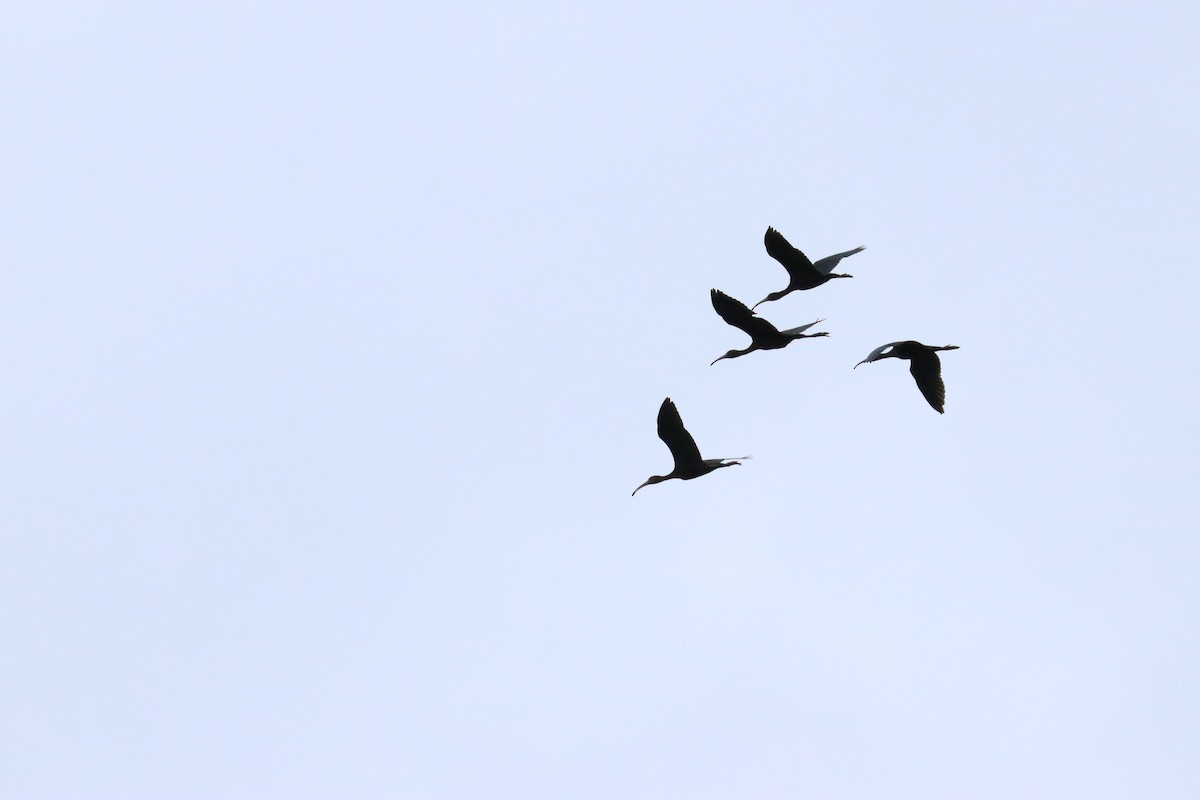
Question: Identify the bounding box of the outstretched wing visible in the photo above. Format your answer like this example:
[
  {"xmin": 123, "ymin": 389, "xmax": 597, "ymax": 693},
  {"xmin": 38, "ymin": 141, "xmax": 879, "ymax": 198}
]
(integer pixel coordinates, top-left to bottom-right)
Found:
[
  {"xmin": 778, "ymin": 319, "xmax": 825, "ymax": 336},
  {"xmin": 856, "ymin": 342, "xmax": 899, "ymax": 366},
  {"xmin": 908, "ymin": 351, "xmax": 947, "ymax": 413},
  {"xmin": 657, "ymin": 397, "xmax": 703, "ymax": 470},
  {"xmin": 764, "ymin": 227, "xmax": 817, "ymax": 279},
  {"xmin": 812, "ymin": 246, "xmax": 865, "ymax": 275},
  {"xmin": 711, "ymin": 289, "xmax": 780, "ymax": 340}
]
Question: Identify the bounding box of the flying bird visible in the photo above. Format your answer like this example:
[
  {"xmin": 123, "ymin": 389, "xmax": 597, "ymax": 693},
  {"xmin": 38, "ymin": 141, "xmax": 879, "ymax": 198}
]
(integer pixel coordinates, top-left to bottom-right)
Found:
[
  {"xmin": 710, "ymin": 289, "xmax": 828, "ymax": 365},
  {"xmin": 632, "ymin": 398, "xmax": 747, "ymax": 496},
  {"xmin": 854, "ymin": 341, "xmax": 960, "ymax": 413},
  {"xmin": 753, "ymin": 226, "xmax": 864, "ymax": 309}
]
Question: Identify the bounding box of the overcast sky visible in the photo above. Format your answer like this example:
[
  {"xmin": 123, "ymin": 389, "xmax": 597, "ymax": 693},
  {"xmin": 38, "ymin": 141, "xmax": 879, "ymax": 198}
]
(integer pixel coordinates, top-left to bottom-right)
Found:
[{"xmin": 3, "ymin": 1, "xmax": 1199, "ymax": 797}]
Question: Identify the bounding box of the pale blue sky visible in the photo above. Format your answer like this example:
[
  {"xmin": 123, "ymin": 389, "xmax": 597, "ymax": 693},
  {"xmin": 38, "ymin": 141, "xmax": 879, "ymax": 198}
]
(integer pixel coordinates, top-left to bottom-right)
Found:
[{"xmin": 3, "ymin": 1, "xmax": 1199, "ymax": 797}]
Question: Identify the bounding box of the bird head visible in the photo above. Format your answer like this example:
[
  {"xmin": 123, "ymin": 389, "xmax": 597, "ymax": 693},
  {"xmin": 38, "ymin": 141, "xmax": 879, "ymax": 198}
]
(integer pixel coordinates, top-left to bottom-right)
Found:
[
  {"xmin": 710, "ymin": 349, "xmax": 741, "ymax": 366},
  {"xmin": 632, "ymin": 475, "xmax": 667, "ymax": 496},
  {"xmin": 751, "ymin": 291, "xmax": 787, "ymax": 311}
]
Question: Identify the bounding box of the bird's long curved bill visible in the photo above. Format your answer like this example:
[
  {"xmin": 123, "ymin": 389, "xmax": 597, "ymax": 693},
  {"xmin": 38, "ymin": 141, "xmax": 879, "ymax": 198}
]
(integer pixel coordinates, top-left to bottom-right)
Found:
[
  {"xmin": 631, "ymin": 481, "xmax": 651, "ymax": 496},
  {"xmin": 853, "ymin": 359, "xmax": 868, "ymax": 369},
  {"xmin": 710, "ymin": 355, "xmax": 727, "ymax": 366}
]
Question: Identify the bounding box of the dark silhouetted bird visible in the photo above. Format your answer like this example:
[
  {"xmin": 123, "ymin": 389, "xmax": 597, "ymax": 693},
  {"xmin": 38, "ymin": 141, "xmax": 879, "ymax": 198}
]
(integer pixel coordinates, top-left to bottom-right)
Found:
[
  {"xmin": 854, "ymin": 341, "xmax": 960, "ymax": 413},
  {"xmin": 710, "ymin": 289, "xmax": 828, "ymax": 365},
  {"xmin": 632, "ymin": 398, "xmax": 747, "ymax": 496},
  {"xmin": 753, "ymin": 227, "xmax": 864, "ymax": 309}
]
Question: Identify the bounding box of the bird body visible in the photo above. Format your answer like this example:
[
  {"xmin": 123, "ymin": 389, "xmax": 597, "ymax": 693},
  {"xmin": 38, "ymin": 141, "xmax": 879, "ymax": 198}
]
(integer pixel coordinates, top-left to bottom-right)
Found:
[
  {"xmin": 710, "ymin": 289, "xmax": 828, "ymax": 365},
  {"xmin": 754, "ymin": 226, "xmax": 864, "ymax": 309},
  {"xmin": 633, "ymin": 398, "xmax": 747, "ymax": 495},
  {"xmin": 854, "ymin": 341, "xmax": 959, "ymax": 413}
]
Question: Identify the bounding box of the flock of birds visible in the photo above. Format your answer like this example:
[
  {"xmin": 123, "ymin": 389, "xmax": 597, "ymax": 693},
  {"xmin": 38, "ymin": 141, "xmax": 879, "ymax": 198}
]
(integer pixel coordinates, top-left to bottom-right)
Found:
[{"xmin": 633, "ymin": 226, "xmax": 959, "ymax": 496}]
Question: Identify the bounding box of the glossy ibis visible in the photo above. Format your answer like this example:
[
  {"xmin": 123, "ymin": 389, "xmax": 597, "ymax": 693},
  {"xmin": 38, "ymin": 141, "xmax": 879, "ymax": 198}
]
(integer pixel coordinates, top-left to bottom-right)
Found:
[
  {"xmin": 632, "ymin": 398, "xmax": 747, "ymax": 496},
  {"xmin": 854, "ymin": 341, "xmax": 960, "ymax": 413},
  {"xmin": 753, "ymin": 227, "xmax": 864, "ymax": 309},
  {"xmin": 710, "ymin": 289, "xmax": 828, "ymax": 365}
]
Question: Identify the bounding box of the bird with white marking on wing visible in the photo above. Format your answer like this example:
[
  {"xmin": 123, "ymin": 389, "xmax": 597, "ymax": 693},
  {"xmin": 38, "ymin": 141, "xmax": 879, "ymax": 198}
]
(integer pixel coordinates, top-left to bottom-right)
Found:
[{"xmin": 854, "ymin": 341, "xmax": 960, "ymax": 414}]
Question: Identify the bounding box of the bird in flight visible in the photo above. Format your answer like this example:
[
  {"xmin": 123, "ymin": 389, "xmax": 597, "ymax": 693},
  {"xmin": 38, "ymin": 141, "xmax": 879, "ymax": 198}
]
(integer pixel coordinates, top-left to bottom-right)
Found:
[
  {"xmin": 632, "ymin": 398, "xmax": 748, "ymax": 495},
  {"xmin": 710, "ymin": 289, "xmax": 828, "ymax": 365},
  {"xmin": 753, "ymin": 226, "xmax": 864, "ymax": 309},
  {"xmin": 854, "ymin": 341, "xmax": 960, "ymax": 413}
]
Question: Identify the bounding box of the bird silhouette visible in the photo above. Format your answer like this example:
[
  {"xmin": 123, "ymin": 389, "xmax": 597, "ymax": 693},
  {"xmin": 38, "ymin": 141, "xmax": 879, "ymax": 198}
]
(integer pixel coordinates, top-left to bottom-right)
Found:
[
  {"xmin": 753, "ymin": 227, "xmax": 864, "ymax": 309},
  {"xmin": 854, "ymin": 341, "xmax": 960, "ymax": 413},
  {"xmin": 632, "ymin": 398, "xmax": 747, "ymax": 496},
  {"xmin": 710, "ymin": 289, "xmax": 828, "ymax": 365}
]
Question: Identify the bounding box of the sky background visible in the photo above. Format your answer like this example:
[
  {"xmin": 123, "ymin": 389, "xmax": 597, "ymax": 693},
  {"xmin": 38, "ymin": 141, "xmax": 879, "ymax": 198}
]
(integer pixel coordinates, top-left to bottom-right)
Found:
[{"xmin": 3, "ymin": 1, "xmax": 1199, "ymax": 797}]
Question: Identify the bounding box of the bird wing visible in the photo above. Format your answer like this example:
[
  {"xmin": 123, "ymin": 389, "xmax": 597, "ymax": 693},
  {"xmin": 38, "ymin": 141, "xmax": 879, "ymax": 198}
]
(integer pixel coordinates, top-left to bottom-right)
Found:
[
  {"xmin": 778, "ymin": 319, "xmax": 824, "ymax": 336},
  {"xmin": 764, "ymin": 227, "xmax": 817, "ymax": 279},
  {"xmin": 859, "ymin": 342, "xmax": 899, "ymax": 363},
  {"xmin": 812, "ymin": 246, "xmax": 865, "ymax": 275},
  {"xmin": 711, "ymin": 289, "xmax": 780, "ymax": 339},
  {"xmin": 908, "ymin": 350, "xmax": 947, "ymax": 413},
  {"xmin": 657, "ymin": 397, "xmax": 703, "ymax": 470}
]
